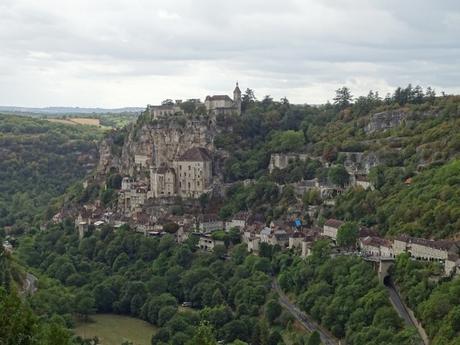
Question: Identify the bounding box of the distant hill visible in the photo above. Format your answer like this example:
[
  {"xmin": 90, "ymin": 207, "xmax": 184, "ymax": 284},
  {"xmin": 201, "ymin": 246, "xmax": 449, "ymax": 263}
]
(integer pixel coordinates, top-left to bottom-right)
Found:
[{"xmin": 0, "ymin": 105, "xmax": 144, "ymax": 116}]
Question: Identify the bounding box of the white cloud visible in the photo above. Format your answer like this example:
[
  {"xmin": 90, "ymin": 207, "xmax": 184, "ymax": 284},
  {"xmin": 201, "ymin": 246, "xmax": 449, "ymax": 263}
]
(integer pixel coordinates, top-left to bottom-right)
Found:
[{"xmin": 0, "ymin": 0, "xmax": 459, "ymax": 107}]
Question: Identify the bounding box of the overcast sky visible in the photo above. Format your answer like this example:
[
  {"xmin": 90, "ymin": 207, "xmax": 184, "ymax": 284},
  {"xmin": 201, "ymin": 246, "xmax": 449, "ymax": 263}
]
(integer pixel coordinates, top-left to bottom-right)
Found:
[{"xmin": 1, "ymin": 0, "xmax": 459, "ymax": 107}]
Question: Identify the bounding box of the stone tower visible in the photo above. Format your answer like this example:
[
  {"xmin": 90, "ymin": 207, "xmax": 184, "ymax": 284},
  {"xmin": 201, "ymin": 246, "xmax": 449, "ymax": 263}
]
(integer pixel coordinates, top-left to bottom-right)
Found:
[{"xmin": 233, "ymin": 82, "xmax": 242, "ymax": 115}]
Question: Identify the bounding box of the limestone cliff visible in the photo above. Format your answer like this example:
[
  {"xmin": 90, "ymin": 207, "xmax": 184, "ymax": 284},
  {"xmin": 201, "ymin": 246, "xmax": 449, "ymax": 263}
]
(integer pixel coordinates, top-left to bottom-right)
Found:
[
  {"xmin": 365, "ymin": 110, "xmax": 408, "ymax": 133},
  {"xmin": 365, "ymin": 109, "xmax": 438, "ymax": 134},
  {"xmin": 120, "ymin": 118, "xmax": 216, "ymax": 175},
  {"xmin": 96, "ymin": 113, "xmax": 219, "ymax": 180}
]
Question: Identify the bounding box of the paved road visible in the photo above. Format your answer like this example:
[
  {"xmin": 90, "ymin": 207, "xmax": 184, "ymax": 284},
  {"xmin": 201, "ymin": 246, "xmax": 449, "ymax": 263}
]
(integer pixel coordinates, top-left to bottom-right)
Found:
[
  {"xmin": 385, "ymin": 280, "xmax": 415, "ymax": 327},
  {"xmin": 272, "ymin": 279, "xmax": 339, "ymax": 345},
  {"xmin": 385, "ymin": 279, "xmax": 428, "ymax": 345}
]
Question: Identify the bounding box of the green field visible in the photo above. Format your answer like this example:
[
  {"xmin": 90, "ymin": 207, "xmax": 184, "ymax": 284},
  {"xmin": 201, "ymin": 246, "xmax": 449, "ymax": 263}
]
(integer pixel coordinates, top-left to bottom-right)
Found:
[{"xmin": 74, "ymin": 314, "xmax": 157, "ymax": 345}]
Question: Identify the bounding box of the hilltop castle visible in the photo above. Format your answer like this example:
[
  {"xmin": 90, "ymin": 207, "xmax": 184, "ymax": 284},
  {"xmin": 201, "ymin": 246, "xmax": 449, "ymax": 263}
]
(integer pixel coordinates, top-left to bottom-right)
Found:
[
  {"xmin": 147, "ymin": 83, "xmax": 242, "ymax": 119},
  {"xmin": 204, "ymin": 82, "xmax": 241, "ymax": 116}
]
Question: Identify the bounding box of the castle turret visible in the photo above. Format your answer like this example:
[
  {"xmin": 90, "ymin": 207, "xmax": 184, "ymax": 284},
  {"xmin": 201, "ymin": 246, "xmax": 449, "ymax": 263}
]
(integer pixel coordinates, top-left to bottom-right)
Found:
[{"xmin": 233, "ymin": 82, "xmax": 242, "ymax": 115}]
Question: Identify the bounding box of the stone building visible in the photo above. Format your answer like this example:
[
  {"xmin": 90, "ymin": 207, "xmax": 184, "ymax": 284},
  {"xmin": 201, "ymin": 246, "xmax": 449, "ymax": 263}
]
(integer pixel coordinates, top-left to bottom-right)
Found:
[
  {"xmin": 226, "ymin": 211, "xmax": 249, "ymax": 230},
  {"xmin": 150, "ymin": 165, "xmax": 176, "ymax": 198},
  {"xmin": 146, "ymin": 146, "xmax": 213, "ymax": 199},
  {"xmin": 359, "ymin": 236, "xmax": 392, "ymax": 257},
  {"xmin": 147, "ymin": 103, "xmax": 182, "ymax": 119},
  {"xmin": 204, "ymin": 83, "xmax": 241, "ymax": 116},
  {"xmin": 268, "ymin": 153, "xmax": 312, "ymax": 173},
  {"xmin": 119, "ymin": 182, "xmax": 149, "ymax": 213},
  {"xmin": 197, "ymin": 234, "xmax": 225, "ymax": 252},
  {"xmin": 197, "ymin": 214, "xmax": 224, "ymax": 233},
  {"xmin": 289, "ymin": 231, "xmax": 304, "ymax": 249},
  {"xmin": 322, "ymin": 219, "xmax": 344, "ymax": 241},
  {"xmin": 174, "ymin": 147, "xmax": 212, "ymax": 198}
]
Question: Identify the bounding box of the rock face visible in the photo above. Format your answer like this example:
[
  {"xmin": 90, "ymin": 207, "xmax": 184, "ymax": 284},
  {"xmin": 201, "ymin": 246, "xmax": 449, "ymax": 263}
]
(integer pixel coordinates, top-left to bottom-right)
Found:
[
  {"xmin": 96, "ymin": 116, "xmax": 219, "ymax": 180},
  {"xmin": 120, "ymin": 119, "xmax": 216, "ymax": 176},
  {"xmin": 97, "ymin": 137, "xmax": 121, "ymax": 174},
  {"xmin": 341, "ymin": 152, "xmax": 380, "ymax": 174},
  {"xmin": 365, "ymin": 110, "xmax": 407, "ymax": 133},
  {"xmin": 365, "ymin": 109, "xmax": 438, "ymax": 134},
  {"xmin": 268, "ymin": 153, "xmax": 320, "ymax": 173}
]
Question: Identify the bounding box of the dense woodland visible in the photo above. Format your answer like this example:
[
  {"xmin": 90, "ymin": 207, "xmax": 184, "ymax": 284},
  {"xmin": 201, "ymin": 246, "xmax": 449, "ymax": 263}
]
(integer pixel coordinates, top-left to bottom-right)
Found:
[
  {"xmin": 274, "ymin": 240, "xmax": 420, "ymax": 345},
  {"xmin": 393, "ymin": 254, "xmax": 460, "ymax": 345},
  {"xmin": 12, "ymin": 223, "xmax": 322, "ymax": 345},
  {"xmin": 0, "ymin": 115, "xmax": 102, "ymax": 233},
  {"xmin": 215, "ymin": 86, "xmax": 460, "ymax": 238}
]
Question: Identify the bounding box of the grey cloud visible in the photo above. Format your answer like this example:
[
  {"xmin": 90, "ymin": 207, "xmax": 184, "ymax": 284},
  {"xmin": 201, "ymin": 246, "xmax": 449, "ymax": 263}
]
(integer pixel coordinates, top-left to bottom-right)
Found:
[{"xmin": 0, "ymin": 0, "xmax": 459, "ymax": 106}]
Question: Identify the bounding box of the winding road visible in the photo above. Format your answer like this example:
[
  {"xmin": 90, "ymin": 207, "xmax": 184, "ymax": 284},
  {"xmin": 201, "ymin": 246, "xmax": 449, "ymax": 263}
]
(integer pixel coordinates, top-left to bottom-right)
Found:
[
  {"xmin": 272, "ymin": 279, "xmax": 339, "ymax": 345},
  {"xmin": 385, "ymin": 280, "xmax": 415, "ymax": 327}
]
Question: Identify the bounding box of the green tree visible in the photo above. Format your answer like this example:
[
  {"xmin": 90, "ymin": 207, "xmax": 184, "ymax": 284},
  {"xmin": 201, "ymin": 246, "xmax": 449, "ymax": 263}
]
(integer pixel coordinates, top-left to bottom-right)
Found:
[
  {"xmin": 265, "ymin": 300, "xmax": 282, "ymax": 324},
  {"xmin": 327, "ymin": 165, "xmax": 349, "ymax": 187},
  {"xmin": 187, "ymin": 322, "xmax": 217, "ymax": 345},
  {"xmin": 333, "ymin": 87, "xmax": 353, "ymax": 109},
  {"xmin": 307, "ymin": 331, "xmax": 321, "ymax": 345},
  {"xmin": 336, "ymin": 222, "xmax": 359, "ymax": 249},
  {"xmin": 75, "ymin": 292, "xmax": 96, "ymax": 321}
]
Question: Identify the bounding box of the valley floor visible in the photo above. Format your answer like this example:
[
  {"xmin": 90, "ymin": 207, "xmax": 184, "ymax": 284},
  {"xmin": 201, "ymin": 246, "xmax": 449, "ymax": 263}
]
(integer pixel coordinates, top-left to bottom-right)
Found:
[{"xmin": 74, "ymin": 314, "xmax": 157, "ymax": 345}]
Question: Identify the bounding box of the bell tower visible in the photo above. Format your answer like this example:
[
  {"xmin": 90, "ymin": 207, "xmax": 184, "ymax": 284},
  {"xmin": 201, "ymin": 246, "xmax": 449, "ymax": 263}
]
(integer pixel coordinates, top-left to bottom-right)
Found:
[{"xmin": 233, "ymin": 82, "xmax": 242, "ymax": 115}]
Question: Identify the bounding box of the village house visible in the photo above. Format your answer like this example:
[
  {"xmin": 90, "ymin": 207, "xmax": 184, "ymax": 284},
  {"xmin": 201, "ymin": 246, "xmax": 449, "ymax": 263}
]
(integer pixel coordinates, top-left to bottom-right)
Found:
[
  {"xmin": 197, "ymin": 214, "xmax": 224, "ymax": 233},
  {"xmin": 150, "ymin": 165, "xmax": 176, "ymax": 198},
  {"xmin": 247, "ymin": 235, "xmax": 260, "ymax": 253},
  {"xmin": 119, "ymin": 181, "xmax": 149, "ymax": 214},
  {"xmin": 226, "ymin": 211, "xmax": 249, "ymax": 230},
  {"xmin": 409, "ymin": 238, "xmax": 452, "ymax": 261},
  {"xmin": 242, "ymin": 222, "xmax": 264, "ymax": 249},
  {"xmin": 147, "ymin": 102, "xmax": 182, "ymax": 120},
  {"xmin": 197, "ymin": 233, "xmax": 225, "ymax": 252},
  {"xmin": 301, "ymin": 236, "xmax": 317, "ymax": 258},
  {"xmin": 393, "ymin": 235, "xmax": 456, "ymax": 261},
  {"xmin": 393, "ymin": 235, "xmax": 409, "ymax": 256},
  {"xmin": 354, "ymin": 175, "xmax": 373, "ymax": 189},
  {"xmin": 134, "ymin": 213, "xmax": 155, "ymax": 234},
  {"xmin": 260, "ymin": 226, "xmax": 289, "ymax": 247},
  {"xmin": 322, "ymin": 219, "xmax": 344, "ymax": 242},
  {"xmin": 359, "ymin": 236, "xmax": 391, "ymax": 257},
  {"xmin": 289, "ymin": 231, "xmax": 304, "ymax": 250}
]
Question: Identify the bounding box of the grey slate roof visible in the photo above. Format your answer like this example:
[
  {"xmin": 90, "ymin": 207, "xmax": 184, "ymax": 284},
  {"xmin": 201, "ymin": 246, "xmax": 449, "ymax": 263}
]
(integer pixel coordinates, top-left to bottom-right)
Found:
[{"xmin": 177, "ymin": 147, "xmax": 211, "ymax": 162}]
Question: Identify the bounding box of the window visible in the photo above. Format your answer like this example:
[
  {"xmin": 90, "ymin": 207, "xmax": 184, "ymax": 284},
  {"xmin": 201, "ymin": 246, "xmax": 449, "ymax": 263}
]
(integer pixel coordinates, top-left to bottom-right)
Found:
[{"xmin": 188, "ymin": 165, "xmax": 191, "ymax": 170}]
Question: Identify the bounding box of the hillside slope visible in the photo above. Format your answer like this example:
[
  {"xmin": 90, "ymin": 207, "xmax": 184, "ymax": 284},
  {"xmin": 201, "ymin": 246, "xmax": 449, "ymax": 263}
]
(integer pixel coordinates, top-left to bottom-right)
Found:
[{"xmin": 0, "ymin": 114, "xmax": 102, "ymax": 233}]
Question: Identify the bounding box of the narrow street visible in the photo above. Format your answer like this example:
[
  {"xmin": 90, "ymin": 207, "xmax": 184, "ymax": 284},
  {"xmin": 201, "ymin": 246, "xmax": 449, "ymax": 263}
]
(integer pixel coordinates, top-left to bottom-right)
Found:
[{"xmin": 272, "ymin": 279, "xmax": 339, "ymax": 345}]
